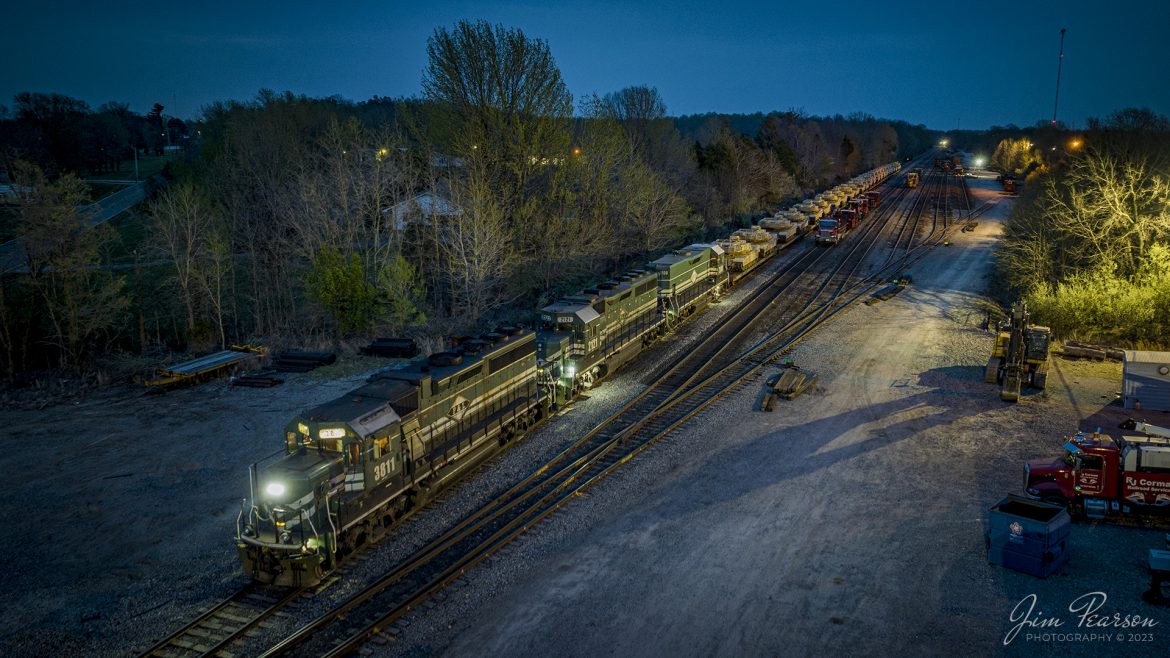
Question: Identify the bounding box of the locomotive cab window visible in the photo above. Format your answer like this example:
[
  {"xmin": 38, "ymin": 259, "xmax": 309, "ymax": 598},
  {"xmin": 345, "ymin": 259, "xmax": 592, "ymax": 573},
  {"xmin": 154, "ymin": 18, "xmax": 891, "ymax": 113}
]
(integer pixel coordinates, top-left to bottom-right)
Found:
[{"xmin": 373, "ymin": 435, "xmax": 390, "ymax": 459}]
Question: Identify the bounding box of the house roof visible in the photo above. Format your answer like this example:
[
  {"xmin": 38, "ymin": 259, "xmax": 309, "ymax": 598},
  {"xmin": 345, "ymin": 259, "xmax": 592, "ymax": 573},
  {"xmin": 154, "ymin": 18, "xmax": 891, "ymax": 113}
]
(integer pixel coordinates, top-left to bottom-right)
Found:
[{"xmin": 384, "ymin": 192, "xmax": 463, "ymax": 230}]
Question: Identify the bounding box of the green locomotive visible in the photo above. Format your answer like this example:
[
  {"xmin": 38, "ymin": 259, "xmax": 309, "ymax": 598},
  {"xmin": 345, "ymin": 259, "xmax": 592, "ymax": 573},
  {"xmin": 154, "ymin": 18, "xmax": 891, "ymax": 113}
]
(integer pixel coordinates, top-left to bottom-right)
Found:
[
  {"xmin": 238, "ymin": 162, "xmax": 903, "ymax": 586},
  {"xmin": 237, "ymin": 328, "xmax": 542, "ymax": 586},
  {"xmin": 537, "ymin": 243, "xmax": 727, "ymax": 407}
]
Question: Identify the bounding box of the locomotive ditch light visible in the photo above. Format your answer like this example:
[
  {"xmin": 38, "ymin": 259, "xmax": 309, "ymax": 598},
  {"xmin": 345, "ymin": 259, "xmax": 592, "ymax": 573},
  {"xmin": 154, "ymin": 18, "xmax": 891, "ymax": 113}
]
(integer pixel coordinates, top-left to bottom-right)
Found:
[
  {"xmin": 566, "ymin": 364, "xmax": 577, "ymax": 378},
  {"xmin": 280, "ymin": 531, "xmax": 292, "ymax": 544},
  {"xmin": 265, "ymin": 482, "xmax": 286, "ymax": 498}
]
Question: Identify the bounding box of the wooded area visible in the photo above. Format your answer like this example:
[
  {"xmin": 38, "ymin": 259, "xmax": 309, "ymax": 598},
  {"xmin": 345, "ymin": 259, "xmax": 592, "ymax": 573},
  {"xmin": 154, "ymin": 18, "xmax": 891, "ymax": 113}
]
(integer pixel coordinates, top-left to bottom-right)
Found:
[
  {"xmin": 994, "ymin": 109, "xmax": 1170, "ymax": 346},
  {"xmin": 0, "ymin": 20, "xmax": 929, "ymax": 380}
]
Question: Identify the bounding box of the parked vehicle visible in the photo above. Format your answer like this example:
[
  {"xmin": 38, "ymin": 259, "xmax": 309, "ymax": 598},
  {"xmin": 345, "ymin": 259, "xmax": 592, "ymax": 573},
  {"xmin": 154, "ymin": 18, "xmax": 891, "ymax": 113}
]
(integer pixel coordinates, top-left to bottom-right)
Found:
[{"xmin": 1025, "ymin": 423, "xmax": 1170, "ymax": 519}]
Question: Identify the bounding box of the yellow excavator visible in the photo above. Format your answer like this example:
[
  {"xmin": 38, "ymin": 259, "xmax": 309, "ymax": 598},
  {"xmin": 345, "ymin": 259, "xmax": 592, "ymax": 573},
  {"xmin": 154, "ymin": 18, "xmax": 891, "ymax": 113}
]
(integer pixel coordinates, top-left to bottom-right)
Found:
[{"xmin": 985, "ymin": 302, "xmax": 1051, "ymax": 402}]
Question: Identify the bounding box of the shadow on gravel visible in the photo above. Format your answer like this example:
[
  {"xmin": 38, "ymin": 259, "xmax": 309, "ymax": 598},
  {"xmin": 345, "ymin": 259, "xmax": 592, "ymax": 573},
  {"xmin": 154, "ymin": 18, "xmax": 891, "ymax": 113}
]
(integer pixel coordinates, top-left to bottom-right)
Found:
[{"xmin": 674, "ymin": 368, "xmax": 988, "ymax": 512}]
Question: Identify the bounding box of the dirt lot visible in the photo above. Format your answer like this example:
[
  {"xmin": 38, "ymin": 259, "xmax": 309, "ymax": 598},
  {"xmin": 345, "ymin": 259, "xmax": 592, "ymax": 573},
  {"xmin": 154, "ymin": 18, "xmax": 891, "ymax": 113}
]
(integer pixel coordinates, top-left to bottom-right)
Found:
[{"xmin": 2, "ymin": 173, "xmax": 1168, "ymax": 657}]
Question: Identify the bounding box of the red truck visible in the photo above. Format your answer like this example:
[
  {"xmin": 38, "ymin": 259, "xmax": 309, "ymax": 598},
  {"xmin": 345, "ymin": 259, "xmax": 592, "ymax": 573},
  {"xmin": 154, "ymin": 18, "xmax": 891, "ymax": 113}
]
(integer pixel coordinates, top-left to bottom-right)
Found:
[
  {"xmin": 815, "ymin": 208, "xmax": 857, "ymax": 246},
  {"xmin": 1025, "ymin": 425, "xmax": 1170, "ymax": 518},
  {"xmin": 848, "ymin": 197, "xmax": 869, "ymax": 219}
]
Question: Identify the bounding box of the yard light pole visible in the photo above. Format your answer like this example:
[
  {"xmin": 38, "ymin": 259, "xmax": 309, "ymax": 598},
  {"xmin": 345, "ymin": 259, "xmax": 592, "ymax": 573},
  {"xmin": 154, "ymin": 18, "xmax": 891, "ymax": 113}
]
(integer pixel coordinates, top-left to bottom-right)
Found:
[{"xmin": 1051, "ymin": 28, "xmax": 1067, "ymax": 126}]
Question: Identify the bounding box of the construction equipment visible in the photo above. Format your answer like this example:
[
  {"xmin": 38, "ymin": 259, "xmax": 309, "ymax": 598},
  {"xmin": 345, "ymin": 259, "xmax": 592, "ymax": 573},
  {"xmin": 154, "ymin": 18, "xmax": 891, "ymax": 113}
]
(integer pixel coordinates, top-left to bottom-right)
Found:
[
  {"xmin": 1120, "ymin": 419, "xmax": 1170, "ymax": 439},
  {"xmin": 985, "ymin": 302, "xmax": 1051, "ymax": 401}
]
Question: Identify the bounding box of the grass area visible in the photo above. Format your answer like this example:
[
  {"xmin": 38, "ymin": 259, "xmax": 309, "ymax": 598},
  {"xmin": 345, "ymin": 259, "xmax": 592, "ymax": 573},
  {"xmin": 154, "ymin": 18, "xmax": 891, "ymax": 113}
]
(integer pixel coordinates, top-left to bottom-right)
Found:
[
  {"xmin": 105, "ymin": 207, "xmax": 151, "ymax": 261},
  {"xmin": 86, "ymin": 154, "xmax": 172, "ymax": 182},
  {"xmin": 87, "ymin": 183, "xmax": 122, "ymax": 200},
  {"xmin": 307, "ymin": 354, "xmax": 394, "ymax": 380}
]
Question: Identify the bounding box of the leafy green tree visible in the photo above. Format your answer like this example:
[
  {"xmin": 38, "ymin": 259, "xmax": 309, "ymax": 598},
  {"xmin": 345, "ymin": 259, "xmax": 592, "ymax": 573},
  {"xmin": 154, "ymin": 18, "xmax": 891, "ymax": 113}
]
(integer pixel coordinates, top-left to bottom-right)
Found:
[
  {"xmin": 13, "ymin": 161, "xmax": 128, "ymax": 370},
  {"xmin": 997, "ymin": 109, "xmax": 1170, "ymax": 346},
  {"xmin": 378, "ymin": 254, "xmax": 427, "ymax": 328},
  {"xmin": 306, "ymin": 246, "xmax": 380, "ymax": 334},
  {"xmin": 991, "ymin": 137, "xmax": 1040, "ymax": 175}
]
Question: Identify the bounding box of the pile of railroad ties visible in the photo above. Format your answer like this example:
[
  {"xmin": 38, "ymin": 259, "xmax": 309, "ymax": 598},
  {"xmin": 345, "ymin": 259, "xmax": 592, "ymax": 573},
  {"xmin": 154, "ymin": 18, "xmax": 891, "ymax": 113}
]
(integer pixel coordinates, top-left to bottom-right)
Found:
[
  {"xmin": 231, "ymin": 351, "xmax": 337, "ymax": 388},
  {"xmin": 1059, "ymin": 340, "xmax": 1125, "ymax": 362},
  {"xmin": 760, "ymin": 366, "xmax": 818, "ymax": 410}
]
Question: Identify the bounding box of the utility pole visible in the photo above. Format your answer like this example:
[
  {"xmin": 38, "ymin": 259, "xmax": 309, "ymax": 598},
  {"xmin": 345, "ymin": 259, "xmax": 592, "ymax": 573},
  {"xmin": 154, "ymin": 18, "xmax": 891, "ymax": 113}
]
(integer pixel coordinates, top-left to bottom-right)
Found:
[{"xmin": 1052, "ymin": 28, "xmax": 1067, "ymax": 126}]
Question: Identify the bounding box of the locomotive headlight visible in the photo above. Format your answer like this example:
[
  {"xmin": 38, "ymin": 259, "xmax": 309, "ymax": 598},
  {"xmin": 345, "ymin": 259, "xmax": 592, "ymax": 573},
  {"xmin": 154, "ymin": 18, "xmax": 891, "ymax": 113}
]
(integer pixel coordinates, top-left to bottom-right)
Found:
[
  {"xmin": 305, "ymin": 537, "xmax": 319, "ymax": 551},
  {"xmin": 265, "ymin": 482, "xmax": 286, "ymax": 498},
  {"xmin": 566, "ymin": 364, "xmax": 576, "ymax": 378}
]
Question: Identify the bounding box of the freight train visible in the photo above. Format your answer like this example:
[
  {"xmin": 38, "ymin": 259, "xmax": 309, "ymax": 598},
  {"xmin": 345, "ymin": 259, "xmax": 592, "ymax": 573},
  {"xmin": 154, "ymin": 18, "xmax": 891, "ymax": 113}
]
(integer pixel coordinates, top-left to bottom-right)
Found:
[{"xmin": 236, "ymin": 162, "xmax": 901, "ymax": 586}]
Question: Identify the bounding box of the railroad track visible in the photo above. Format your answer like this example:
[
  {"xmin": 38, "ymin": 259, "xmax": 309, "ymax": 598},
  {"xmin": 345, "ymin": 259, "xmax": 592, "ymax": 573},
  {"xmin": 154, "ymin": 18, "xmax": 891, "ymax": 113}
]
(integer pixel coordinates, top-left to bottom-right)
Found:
[
  {"xmin": 257, "ymin": 158, "xmax": 957, "ymax": 657},
  {"xmin": 138, "ymin": 584, "xmax": 303, "ymax": 658}
]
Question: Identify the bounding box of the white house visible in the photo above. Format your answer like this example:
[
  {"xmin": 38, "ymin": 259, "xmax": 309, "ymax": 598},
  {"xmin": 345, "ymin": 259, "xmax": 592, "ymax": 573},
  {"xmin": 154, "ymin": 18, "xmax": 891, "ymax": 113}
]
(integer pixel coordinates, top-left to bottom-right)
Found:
[{"xmin": 384, "ymin": 192, "xmax": 462, "ymax": 232}]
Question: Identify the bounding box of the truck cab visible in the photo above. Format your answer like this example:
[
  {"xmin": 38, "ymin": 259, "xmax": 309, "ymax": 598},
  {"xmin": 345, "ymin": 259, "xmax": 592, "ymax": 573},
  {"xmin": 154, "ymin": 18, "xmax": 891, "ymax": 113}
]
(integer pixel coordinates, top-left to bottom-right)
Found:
[
  {"xmin": 1025, "ymin": 431, "xmax": 1170, "ymax": 517},
  {"xmin": 1025, "ymin": 432, "xmax": 1119, "ymax": 504}
]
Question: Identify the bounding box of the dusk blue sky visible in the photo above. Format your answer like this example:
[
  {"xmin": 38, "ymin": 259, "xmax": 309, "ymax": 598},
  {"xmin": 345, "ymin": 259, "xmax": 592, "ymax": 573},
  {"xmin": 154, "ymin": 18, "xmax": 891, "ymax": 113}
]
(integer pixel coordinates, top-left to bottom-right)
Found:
[{"xmin": 2, "ymin": 0, "xmax": 1166, "ymax": 130}]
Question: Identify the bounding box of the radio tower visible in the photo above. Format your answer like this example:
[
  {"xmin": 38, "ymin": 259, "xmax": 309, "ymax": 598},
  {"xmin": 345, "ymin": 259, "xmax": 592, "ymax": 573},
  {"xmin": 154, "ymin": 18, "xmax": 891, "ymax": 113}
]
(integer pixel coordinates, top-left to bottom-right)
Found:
[{"xmin": 1051, "ymin": 28, "xmax": 1067, "ymax": 126}]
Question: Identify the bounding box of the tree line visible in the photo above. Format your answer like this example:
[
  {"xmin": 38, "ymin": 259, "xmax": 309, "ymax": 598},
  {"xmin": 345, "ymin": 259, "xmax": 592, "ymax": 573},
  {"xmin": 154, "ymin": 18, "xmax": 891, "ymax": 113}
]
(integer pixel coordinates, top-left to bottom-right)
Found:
[
  {"xmin": 0, "ymin": 94, "xmax": 189, "ymax": 177},
  {"xmin": 0, "ymin": 19, "xmax": 926, "ymax": 379},
  {"xmin": 993, "ymin": 109, "xmax": 1170, "ymax": 346}
]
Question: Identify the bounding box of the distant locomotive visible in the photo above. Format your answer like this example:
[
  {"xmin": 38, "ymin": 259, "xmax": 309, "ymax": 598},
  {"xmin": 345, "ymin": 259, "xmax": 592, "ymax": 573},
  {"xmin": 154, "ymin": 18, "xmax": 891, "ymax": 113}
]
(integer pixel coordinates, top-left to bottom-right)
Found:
[{"xmin": 237, "ymin": 161, "xmax": 902, "ymax": 586}]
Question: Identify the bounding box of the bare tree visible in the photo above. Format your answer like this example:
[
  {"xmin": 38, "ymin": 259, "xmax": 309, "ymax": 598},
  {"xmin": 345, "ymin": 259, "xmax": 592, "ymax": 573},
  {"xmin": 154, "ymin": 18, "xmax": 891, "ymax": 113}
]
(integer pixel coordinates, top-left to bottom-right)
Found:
[
  {"xmin": 442, "ymin": 170, "xmax": 514, "ymax": 322},
  {"xmin": 148, "ymin": 183, "xmax": 217, "ymax": 336},
  {"xmin": 197, "ymin": 229, "xmax": 233, "ymax": 347},
  {"xmin": 591, "ymin": 85, "xmax": 667, "ymax": 156},
  {"xmin": 423, "ymin": 19, "xmax": 573, "ymax": 233},
  {"xmin": 1040, "ymin": 151, "xmax": 1170, "ymax": 278}
]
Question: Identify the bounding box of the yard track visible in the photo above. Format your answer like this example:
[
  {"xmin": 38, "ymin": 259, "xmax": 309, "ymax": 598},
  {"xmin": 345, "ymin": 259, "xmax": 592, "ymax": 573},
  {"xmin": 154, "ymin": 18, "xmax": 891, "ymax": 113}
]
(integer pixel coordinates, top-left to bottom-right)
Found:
[{"xmin": 257, "ymin": 154, "xmax": 963, "ymax": 657}]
